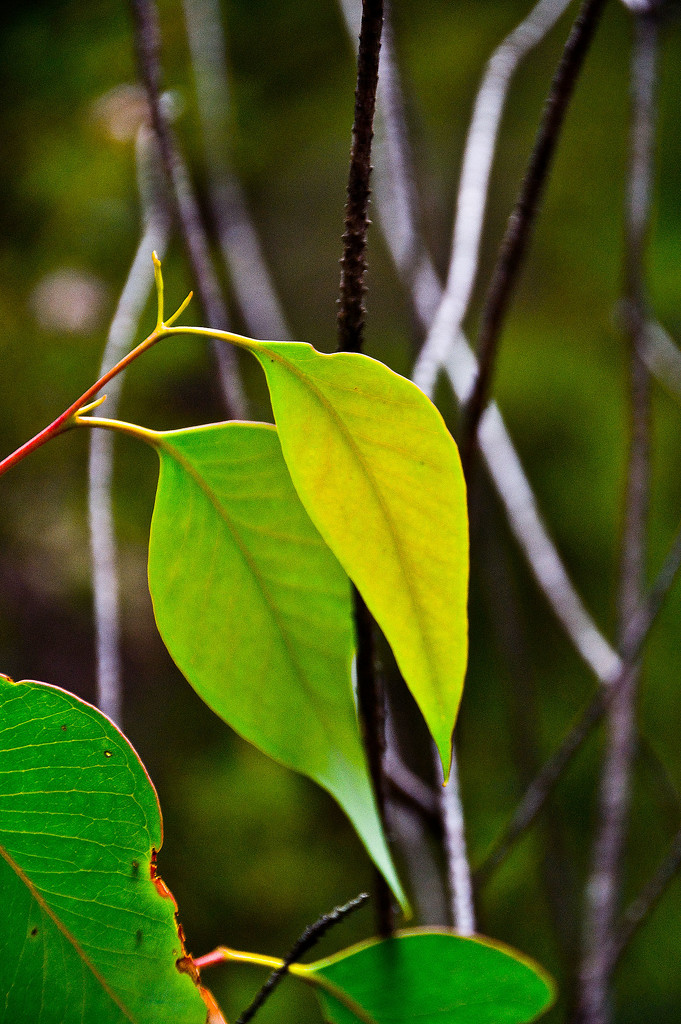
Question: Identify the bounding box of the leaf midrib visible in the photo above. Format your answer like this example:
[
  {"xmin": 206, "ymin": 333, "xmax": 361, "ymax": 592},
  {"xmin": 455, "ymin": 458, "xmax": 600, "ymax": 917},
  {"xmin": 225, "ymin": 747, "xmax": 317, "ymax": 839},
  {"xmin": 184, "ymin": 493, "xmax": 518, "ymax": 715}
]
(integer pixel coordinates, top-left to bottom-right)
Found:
[{"xmin": 155, "ymin": 435, "xmax": 361, "ymax": 773}]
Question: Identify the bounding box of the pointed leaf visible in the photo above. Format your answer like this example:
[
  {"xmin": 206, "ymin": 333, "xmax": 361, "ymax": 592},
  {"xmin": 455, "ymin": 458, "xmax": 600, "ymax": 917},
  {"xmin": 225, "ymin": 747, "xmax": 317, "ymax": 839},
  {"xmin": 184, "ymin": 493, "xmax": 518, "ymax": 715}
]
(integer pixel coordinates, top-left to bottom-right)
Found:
[
  {"xmin": 0, "ymin": 674, "xmax": 211, "ymax": 1024},
  {"xmin": 145, "ymin": 421, "xmax": 404, "ymax": 906},
  {"xmin": 244, "ymin": 341, "xmax": 469, "ymax": 775},
  {"xmin": 307, "ymin": 929, "xmax": 554, "ymax": 1024}
]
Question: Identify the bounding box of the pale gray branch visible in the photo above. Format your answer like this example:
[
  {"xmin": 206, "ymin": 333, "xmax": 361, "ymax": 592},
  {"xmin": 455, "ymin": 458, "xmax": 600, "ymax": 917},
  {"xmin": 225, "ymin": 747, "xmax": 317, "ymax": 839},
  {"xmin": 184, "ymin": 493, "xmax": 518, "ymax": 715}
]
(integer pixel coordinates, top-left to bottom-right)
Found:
[
  {"xmin": 412, "ymin": 0, "xmax": 574, "ymax": 399},
  {"xmin": 435, "ymin": 745, "xmax": 476, "ymax": 935},
  {"xmin": 89, "ymin": 127, "xmax": 171, "ymax": 725},
  {"xmin": 577, "ymin": 13, "xmax": 659, "ymax": 1022}
]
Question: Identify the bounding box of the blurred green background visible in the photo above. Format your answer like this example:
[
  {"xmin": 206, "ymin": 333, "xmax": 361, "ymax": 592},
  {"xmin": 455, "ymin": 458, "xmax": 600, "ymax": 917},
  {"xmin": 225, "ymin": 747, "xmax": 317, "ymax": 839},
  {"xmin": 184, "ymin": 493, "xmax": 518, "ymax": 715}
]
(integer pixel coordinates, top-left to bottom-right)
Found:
[{"xmin": 0, "ymin": 1, "xmax": 680, "ymax": 1021}]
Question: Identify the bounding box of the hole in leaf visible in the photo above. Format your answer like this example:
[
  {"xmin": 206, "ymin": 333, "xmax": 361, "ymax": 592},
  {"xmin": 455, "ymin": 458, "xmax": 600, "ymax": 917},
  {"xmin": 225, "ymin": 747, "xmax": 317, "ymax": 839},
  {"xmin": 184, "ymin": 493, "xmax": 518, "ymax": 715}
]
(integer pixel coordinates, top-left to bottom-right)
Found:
[
  {"xmin": 60, "ymin": 724, "xmax": 67, "ymax": 731},
  {"xmin": 103, "ymin": 750, "xmax": 112, "ymax": 758},
  {"xmin": 131, "ymin": 860, "xmax": 140, "ymax": 879},
  {"xmin": 30, "ymin": 927, "xmax": 38, "ymax": 937}
]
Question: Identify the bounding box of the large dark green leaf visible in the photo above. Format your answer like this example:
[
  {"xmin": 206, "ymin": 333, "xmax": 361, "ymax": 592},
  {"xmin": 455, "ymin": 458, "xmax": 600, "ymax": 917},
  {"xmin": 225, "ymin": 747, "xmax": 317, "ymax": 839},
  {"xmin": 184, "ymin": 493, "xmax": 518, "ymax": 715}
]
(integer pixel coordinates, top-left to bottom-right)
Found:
[
  {"xmin": 144, "ymin": 420, "xmax": 404, "ymax": 906},
  {"xmin": 237, "ymin": 340, "xmax": 469, "ymax": 778},
  {"xmin": 304, "ymin": 929, "xmax": 554, "ymax": 1024},
  {"xmin": 0, "ymin": 674, "xmax": 211, "ymax": 1024}
]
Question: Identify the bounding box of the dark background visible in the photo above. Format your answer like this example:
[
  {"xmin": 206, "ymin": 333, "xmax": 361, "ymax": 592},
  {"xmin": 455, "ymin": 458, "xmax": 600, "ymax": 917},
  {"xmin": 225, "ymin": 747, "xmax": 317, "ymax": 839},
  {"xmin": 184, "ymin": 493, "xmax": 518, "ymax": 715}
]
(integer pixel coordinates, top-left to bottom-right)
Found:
[{"xmin": 0, "ymin": 1, "xmax": 680, "ymax": 1021}]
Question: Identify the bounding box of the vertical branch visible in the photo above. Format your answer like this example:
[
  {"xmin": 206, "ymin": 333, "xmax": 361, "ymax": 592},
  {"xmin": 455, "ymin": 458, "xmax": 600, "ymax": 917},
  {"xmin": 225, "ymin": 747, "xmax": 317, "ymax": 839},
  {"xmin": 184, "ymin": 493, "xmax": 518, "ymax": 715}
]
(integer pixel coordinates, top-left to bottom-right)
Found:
[
  {"xmin": 435, "ymin": 747, "xmax": 476, "ymax": 935},
  {"xmin": 339, "ymin": 0, "xmax": 476, "ymax": 931},
  {"xmin": 459, "ymin": 0, "xmax": 608, "ymax": 476},
  {"xmin": 89, "ymin": 127, "xmax": 171, "ymax": 725},
  {"xmin": 576, "ymin": 11, "xmax": 659, "ymax": 1022},
  {"xmin": 337, "ymin": 0, "xmax": 383, "ymax": 353},
  {"xmin": 128, "ymin": 0, "xmax": 248, "ymax": 418},
  {"xmin": 337, "ymin": 0, "xmax": 393, "ymax": 936}
]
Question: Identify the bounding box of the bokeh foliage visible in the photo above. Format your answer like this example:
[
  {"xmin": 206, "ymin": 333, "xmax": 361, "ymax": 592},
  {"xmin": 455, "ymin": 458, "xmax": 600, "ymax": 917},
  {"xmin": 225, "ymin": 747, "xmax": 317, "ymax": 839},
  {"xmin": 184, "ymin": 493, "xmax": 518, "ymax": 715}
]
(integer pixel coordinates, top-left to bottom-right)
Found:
[{"xmin": 0, "ymin": 1, "xmax": 680, "ymax": 1021}]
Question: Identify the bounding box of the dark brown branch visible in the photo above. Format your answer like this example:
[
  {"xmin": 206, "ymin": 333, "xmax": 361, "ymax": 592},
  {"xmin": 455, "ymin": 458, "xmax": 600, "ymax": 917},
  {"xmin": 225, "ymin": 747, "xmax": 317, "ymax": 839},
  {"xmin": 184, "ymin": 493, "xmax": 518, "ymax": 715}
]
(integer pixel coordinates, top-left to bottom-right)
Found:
[
  {"xmin": 336, "ymin": 0, "xmax": 392, "ymax": 937},
  {"xmin": 576, "ymin": 13, "xmax": 658, "ymax": 1021},
  {"xmin": 128, "ymin": 0, "xmax": 247, "ymax": 418},
  {"xmin": 476, "ymin": 512, "xmax": 681, "ymax": 888},
  {"xmin": 459, "ymin": 0, "xmax": 608, "ymax": 478},
  {"xmin": 337, "ymin": 0, "xmax": 384, "ymax": 353},
  {"xmin": 353, "ymin": 588, "xmax": 394, "ymax": 936},
  {"xmin": 236, "ymin": 893, "xmax": 369, "ymax": 1024}
]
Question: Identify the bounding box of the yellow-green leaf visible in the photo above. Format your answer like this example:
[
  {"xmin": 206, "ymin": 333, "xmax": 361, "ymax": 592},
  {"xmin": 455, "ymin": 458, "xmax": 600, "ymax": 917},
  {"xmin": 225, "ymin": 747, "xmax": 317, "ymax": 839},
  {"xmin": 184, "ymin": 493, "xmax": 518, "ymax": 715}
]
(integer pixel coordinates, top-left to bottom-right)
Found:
[
  {"xmin": 243, "ymin": 341, "xmax": 469, "ymax": 777},
  {"xmin": 144, "ymin": 420, "xmax": 405, "ymax": 906}
]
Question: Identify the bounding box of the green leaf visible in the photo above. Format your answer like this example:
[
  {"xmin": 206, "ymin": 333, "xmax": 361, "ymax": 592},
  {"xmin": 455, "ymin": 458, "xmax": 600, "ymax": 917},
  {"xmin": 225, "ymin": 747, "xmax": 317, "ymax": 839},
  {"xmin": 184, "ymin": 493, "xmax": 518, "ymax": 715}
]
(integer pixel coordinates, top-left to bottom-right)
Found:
[
  {"xmin": 244, "ymin": 341, "xmax": 469, "ymax": 776},
  {"xmin": 306, "ymin": 929, "xmax": 554, "ymax": 1024},
  {"xmin": 0, "ymin": 674, "xmax": 210, "ymax": 1024},
  {"xmin": 145, "ymin": 420, "xmax": 405, "ymax": 907}
]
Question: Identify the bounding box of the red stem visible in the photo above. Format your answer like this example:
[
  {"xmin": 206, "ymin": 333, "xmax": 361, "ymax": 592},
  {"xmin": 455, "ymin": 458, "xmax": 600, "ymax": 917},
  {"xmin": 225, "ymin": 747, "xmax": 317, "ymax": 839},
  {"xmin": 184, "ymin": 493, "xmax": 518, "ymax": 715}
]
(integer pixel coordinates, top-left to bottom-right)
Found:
[
  {"xmin": 0, "ymin": 330, "xmax": 160, "ymax": 479},
  {"xmin": 193, "ymin": 949, "xmax": 229, "ymax": 971}
]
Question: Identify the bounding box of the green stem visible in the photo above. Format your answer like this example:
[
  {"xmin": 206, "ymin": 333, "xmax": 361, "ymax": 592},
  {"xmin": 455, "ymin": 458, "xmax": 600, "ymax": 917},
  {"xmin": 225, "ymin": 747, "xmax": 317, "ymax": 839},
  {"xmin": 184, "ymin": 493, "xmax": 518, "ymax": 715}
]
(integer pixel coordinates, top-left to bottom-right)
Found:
[
  {"xmin": 192, "ymin": 946, "xmax": 377, "ymax": 1024},
  {"xmin": 0, "ymin": 310, "xmax": 256, "ymax": 480}
]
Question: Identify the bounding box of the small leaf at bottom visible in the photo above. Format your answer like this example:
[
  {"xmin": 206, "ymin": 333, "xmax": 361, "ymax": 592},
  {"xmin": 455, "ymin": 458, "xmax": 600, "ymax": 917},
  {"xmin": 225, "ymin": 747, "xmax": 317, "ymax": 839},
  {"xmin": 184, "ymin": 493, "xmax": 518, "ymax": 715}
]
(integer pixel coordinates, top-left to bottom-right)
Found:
[{"xmin": 307, "ymin": 929, "xmax": 554, "ymax": 1024}]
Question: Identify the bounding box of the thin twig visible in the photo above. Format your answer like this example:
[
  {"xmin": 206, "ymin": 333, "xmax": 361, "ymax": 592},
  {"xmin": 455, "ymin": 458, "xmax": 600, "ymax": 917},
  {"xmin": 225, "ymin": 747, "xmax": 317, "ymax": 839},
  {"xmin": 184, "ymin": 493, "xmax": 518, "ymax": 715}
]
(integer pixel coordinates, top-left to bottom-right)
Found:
[
  {"xmin": 88, "ymin": 127, "xmax": 171, "ymax": 726},
  {"xmin": 182, "ymin": 0, "xmax": 291, "ymax": 340},
  {"xmin": 610, "ymin": 826, "xmax": 681, "ymax": 967},
  {"xmin": 412, "ymin": 0, "xmax": 574, "ymax": 398},
  {"xmin": 384, "ymin": 707, "xmax": 448, "ymax": 921},
  {"xmin": 236, "ymin": 894, "xmax": 369, "ymax": 1024},
  {"xmin": 577, "ymin": 13, "xmax": 658, "ymax": 1022},
  {"xmin": 476, "ymin": 513, "xmax": 681, "ymax": 886},
  {"xmin": 459, "ymin": 0, "xmax": 609, "ymax": 476},
  {"xmin": 336, "ymin": 0, "xmax": 393, "ymax": 937},
  {"xmin": 641, "ymin": 320, "xmax": 681, "ymax": 401},
  {"xmin": 128, "ymin": 0, "xmax": 247, "ymax": 418},
  {"xmin": 384, "ymin": 748, "xmax": 439, "ymax": 820}
]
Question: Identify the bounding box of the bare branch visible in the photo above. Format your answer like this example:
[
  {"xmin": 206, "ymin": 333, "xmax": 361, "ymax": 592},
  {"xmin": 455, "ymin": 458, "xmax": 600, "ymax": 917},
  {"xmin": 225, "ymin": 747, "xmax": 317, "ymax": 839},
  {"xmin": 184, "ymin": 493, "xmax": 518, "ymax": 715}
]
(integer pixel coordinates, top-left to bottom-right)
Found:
[
  {"xmin": 577, "ymin": 14, "xmax": 659, "ymax": 1021},
  {"xmin": 337, "ymin": 0, "xmax": 383, "ymax": 353},
  {"xmin": 336, "ymin": 0, "xmax": 394, "ymax": 936},
  {"xmin": 435, "ymin": 745, "xmax": 476, "ymax": 935},
  {"xmin": 384, "ymin": 748, "xmax": 439, "ymax": 820},
  {"xmin": 88, "ymin": 127, "xmax": 171, "ymax": 726},
  {"xmin": 182, "ymin": 0, "xmax": 291, "ymax": 340},
  {"xmin": 129, "ymin": 0, "xmax": 247, "ymax": 418},
  {"xmin": 641, "ymin": 320, "xmax": 681, "ymax": 402},
  {"xmin": 411, "ymin": 0, "xmax": 574, "ymax": 399},
  {"xmin": 477, "ymin": 511, "xmax": 681, "ymax": 886},
  {"xmin": 610, "ymin": 826, "xmax": 681, "ymax": 967},
  {"xmin": 459, "ymin": 0, "xmax": 609, "ymax": 475}
]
